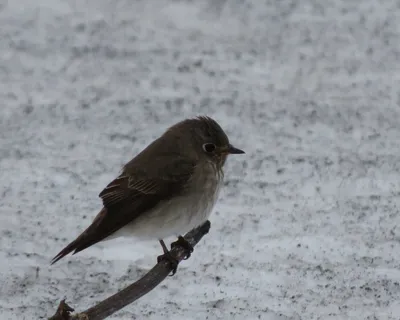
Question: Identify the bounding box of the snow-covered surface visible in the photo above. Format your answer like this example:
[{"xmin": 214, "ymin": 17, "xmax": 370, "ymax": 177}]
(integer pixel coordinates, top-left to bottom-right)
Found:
[{"xmin": 1, "ymin": 0, "xmax": 400, "ymax": 319}]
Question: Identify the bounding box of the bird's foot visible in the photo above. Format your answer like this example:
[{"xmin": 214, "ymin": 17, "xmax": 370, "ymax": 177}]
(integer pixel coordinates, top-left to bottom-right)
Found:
[
  {"xmin": 157, "ymin": 240, "xmax": 179, "ymax": 276},
  {"xmin": 171, "ymin": 235, "xmax": 194, "ymax": 260}
]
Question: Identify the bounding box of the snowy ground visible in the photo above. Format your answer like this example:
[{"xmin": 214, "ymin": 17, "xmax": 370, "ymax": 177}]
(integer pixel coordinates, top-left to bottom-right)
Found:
[{"xmin": 1, "ymin": 0, "xmax": 400, "ymax": 319}]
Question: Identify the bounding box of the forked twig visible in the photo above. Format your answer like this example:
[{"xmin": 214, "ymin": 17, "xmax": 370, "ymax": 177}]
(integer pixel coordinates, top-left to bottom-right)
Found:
[{"xmin": 48, "ymin": 220, "xmax": 211, "ymax": 320}]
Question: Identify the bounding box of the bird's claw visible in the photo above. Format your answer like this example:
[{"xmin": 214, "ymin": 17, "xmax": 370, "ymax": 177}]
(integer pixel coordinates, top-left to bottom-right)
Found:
[
  {"xmin": 157, "ymin": 237, "xmax": 194, "ymax": 275},
  {"xmin": 157, "ymin": 251, "xmax": 179, "ymax": 276},
  {"xmin": 171, "ymin": 236, "xmax": 194, "ymax": 260}
]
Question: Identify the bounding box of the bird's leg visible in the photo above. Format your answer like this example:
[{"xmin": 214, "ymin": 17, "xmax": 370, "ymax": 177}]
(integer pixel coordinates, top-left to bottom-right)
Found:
[
  {"xmin": 171, "ymin": 235, "xmax": 194, "ymax": 260},
  {"xmin": 157, "ymin": 239, "xmax": 179, "ymax": 276}
]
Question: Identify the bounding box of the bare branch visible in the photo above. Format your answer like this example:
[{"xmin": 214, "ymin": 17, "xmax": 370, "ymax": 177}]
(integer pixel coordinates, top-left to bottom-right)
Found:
[
  {"xmin": 48, "ymin": 299, "xmax": 75, "ymax": 320},
  {"xmin": 48, "ymin": 220, "xmax": 211, "ymax": 320}
]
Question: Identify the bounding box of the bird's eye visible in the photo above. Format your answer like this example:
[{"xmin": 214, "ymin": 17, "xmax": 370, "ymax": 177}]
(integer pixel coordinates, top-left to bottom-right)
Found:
[{"xmin": 202, "ymin": 143, "xmax": 216, "ymax": 153}]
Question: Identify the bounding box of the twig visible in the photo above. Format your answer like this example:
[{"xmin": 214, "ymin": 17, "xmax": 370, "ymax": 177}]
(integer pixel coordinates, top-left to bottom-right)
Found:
[
  {"xmin": 48, "ymin": 299, "xmax": 74, "ymax": 320},
  {"xmin": 48, "ymin": 220, "xmax": 211, "ymax": 320}
]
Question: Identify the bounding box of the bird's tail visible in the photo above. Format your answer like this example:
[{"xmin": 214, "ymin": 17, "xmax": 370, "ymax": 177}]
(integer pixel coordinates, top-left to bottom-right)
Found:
[
  {"xmin": 50, "ymin": 238, "xmax": 81, "ymax": 265},
  {"xmin": 50, "ymin": 208, "xmax": 107, "ymax": 265}
]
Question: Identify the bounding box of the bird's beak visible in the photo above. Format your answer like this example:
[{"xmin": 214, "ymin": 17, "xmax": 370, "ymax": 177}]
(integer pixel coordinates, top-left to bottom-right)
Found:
[{"xmin": 227, "ymin": 144, "xmax": 245, "ymax": 154}]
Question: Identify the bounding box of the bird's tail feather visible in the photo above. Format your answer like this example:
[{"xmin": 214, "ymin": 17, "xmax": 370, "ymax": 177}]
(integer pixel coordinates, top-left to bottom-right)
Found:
[
  {"xmin": 50, "ymin": 208, "xmax": 108, "ymax": 265},
  {"xmin": 50, "ymin": 239, "xmax": 80, "ymax": 265}
]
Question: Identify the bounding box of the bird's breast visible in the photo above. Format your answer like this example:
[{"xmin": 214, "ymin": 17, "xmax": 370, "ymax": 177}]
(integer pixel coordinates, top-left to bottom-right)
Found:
[{"xmin": 186, "ymin": 162, "xmax": 223, "ymax": 223}]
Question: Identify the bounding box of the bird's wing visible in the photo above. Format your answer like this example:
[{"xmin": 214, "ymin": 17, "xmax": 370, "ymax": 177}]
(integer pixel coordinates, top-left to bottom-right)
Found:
[{"xmin": 51, "ymin": 157, "xmax": 195, "ymax": 264}]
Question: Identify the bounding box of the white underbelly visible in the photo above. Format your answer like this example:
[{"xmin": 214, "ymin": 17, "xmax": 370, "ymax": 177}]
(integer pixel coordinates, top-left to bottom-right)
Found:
[{"xmin": 105, "ymin": 180, "xmax": 222, "ymax": 241}]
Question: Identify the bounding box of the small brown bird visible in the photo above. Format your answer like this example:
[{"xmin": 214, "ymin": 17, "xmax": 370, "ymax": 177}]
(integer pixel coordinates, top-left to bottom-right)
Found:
[{"xmin": 51, "ymin": 116, "xmax": 244, "ymax": 266}]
